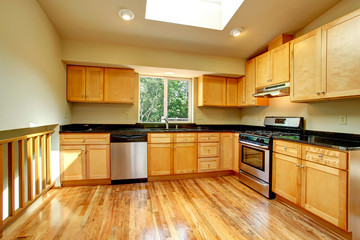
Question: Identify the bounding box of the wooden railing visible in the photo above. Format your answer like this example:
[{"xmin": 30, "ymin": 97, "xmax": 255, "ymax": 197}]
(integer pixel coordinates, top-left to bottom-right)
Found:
[{"xmin": 0, "ymin": 130, "xmax": 54, "ymax": 230}]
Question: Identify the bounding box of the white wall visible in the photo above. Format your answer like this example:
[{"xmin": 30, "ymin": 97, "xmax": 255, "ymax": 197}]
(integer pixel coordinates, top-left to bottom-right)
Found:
[{"xmin": 0, "ymin": 0, "xmax": 69, "ymax": 204}]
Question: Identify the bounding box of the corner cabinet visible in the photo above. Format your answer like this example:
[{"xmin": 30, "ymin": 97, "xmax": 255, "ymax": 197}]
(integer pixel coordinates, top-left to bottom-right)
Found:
[
  {"xmin": 245, "ymin": 59, "xmax": 269, "ymax": 107},
  {"xmin": 272, "ymin": 140, "xmax": 348, "ymax": 230},
  {"xmin": 60, "ymin": 133, "xmax": 111, "ymax": 186}
]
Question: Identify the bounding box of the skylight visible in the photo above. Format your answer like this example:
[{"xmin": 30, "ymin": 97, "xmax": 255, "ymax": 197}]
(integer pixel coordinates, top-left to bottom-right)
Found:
[{"xmin": 145, "ymin": 0, "xmax": 244, "ymax": 30}]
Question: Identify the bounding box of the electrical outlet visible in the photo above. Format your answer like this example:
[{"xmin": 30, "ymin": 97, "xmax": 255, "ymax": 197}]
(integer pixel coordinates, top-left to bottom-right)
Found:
[
  {"xmin": 340, "ymin": 115, "xmax": 347, "ymax": 125},
  {"xmin": 125, "ymin": 113, "xmax": 129, "ymax": 119}
]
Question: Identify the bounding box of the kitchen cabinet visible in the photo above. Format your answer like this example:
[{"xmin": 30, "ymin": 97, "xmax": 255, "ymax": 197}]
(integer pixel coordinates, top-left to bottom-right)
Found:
[
  {"xmin": 290, "ymin": 28, "xmax": 323, "ymax": 101},
  {"xmin": 272, "ymin": 140, "xmax": 348, "ymax": 230},
  {"xmin": 198, "ymin": 133, "xmax": 220, "ymax": 172},
  {"xmin": 220, "ymin": 133, "xmax": 235, "ymax": 170},
  {"xmin": 226, "ymin": 78, "xmax": 238, "ymax": 107},
  {"xmin": 245, "ymin": 59, "xmax": 269, "ymax": 107},
  {"xmin": 148, "ymin": 133, "xmax": 197, "ymax": 176},
  {"xmin": 198, "ymin": 75, "xmax": 226, "ymax": 106},
  {"xmin": 67, "ymin": 66, "xmax": 104, "ymax": 102},
  {"xmin": 291, "ymin": 8, "xmax": 360, "ymax": 102},
  {"xmin": 60, "ymin": 133, "xmax": 110, "ymax": 185},
  {"xmin": 104, "ymin": 68, "xmax": 135, "ymax": 103},
  {"xmin": 255, "ymin": 42, "xmax": 290, "ymax": 89},
  {"xmin": 237, "ymin": 76, "xmax": 246, "ymax": 107},
  {"xmin": 321, "ymin": 9, "xmax": 360, "ymax": 99}
]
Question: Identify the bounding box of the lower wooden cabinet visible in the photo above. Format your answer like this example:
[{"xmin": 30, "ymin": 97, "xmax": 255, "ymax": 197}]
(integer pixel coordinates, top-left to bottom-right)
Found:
[
  {"xmin": 148, "ymin": 133, "xmax": 197, "ymax": 176},
  {"xmin": 220, "ymin": 133, "xmax": 236, "ymax": 170},
  {"xmin": 272, "ymin": 140, "xmax": 348, "ymax": 230},
  {"xmin": 60, "ymin": 133, "xmax": 110, "ymax": 185}
]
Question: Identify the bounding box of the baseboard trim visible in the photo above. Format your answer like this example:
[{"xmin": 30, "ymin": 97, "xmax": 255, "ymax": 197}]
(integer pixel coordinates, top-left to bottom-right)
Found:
[
  {"xmin": 148, "ymin": 170, "xmax": 234, "ymax": 181},
  {"xmin": 61, "ymin": 179, "xmax": 111, "ymax": 187}
]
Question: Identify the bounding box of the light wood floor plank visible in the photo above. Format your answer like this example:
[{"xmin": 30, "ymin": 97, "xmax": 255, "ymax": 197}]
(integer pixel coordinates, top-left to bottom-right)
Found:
[{"xmin": 1, "ymin": 176, "xmax": 346, "ymax": 240}]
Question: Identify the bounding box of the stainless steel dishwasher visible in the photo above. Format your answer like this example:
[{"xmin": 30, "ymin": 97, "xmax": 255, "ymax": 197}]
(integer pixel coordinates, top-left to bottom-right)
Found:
[{"xmin": 110, "ymin": 133, "xmax": 148, "ymax": 184}]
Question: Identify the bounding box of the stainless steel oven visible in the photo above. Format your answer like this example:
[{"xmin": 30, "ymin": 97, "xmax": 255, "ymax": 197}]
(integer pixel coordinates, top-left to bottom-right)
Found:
[{"xmin": 239, "ymin": 140, "xmax": 272, "ymax": 198}]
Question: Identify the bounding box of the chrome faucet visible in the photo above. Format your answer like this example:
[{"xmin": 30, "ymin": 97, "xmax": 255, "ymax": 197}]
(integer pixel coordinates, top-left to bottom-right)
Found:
[{"xmin": 161, "ymin": 116, "xmax": 169, "ymax": 129}]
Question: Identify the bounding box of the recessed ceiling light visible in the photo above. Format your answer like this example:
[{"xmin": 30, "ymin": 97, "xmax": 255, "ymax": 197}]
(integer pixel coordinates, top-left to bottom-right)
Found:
[
  {"xmin": 164, "ymin": 72, "xmax": 175, "ymax": 75},
  {"xmin": 118, "ymin": 9, "xmax": 135, "ymax": 21},
  {"xmin": 230, "ymin": 28, "xmax": 244, "ymax": 37}
]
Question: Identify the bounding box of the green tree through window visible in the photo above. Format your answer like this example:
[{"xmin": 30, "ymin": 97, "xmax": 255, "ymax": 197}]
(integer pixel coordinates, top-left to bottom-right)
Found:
[{"xmin": 139, "ymin": 76, "xmax": 190, "ymax": 122}]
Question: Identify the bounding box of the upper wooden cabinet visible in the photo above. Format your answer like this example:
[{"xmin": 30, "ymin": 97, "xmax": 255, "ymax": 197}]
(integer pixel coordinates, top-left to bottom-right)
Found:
[
  {"xmin": 291, "ymin": 8, "xmax": 360, "ymax": 102},
  {"xmin": 245, "ymin": 59, "xmax": 269, "ymax": 107},
  {"xmin": 198, "ymin": 75, "xmax": 226, "ymax": 106},
  {"xmin": 256, "ymin": 43, "xmax": 290, "ymax": 89},
  {"xmin": 67, "ymin": 66, "xmax": 104, "ymax": 102},
  {"xmin": 322, "ymin": 9, "xmax": 360, "ymax": 99},
  {"xmin": 67, "ymin": 65, "xmax": 134, "ymax": 104},
  {"xmin": 104, "ymin": 68, "xmax": 134, "ymax": 103},
  {"xmin": 226, "ymin": 78, "xmax": 238, "ymax": 107},
  {"xmin": 290, "ymin": 28, "xmax": 323, "ymax": 102},
  {"xmin": 237, "ymin": 76, "xmax": 246, "ymax": 107}
]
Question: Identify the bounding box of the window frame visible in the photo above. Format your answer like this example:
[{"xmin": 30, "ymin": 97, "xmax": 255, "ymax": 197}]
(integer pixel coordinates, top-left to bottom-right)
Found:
[{"xmin": 138, "ymin": 75, "xmax": 193, "ymax": 123}]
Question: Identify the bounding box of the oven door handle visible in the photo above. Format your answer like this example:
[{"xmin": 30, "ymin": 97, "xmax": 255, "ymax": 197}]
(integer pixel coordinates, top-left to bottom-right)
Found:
[{"xmin": 239, "ymin": 140, "xmax": 270, "ymax": 150}]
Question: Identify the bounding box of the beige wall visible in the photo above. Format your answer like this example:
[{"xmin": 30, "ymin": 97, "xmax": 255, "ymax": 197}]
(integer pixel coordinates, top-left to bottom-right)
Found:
[
  {"xmin": 62, "ymin": 39, "xmax": 246, "ymax": 76},
  {"xmin": 295, "ymin": 0, "xmax": 360, "ymax": 37},
  {"xmin": 240, "ymin": 97, "xmax": 360, "ymax": 134},
  {"xmin": 0, "ymin": 0, "xmax": 68, "ymax": 199}
]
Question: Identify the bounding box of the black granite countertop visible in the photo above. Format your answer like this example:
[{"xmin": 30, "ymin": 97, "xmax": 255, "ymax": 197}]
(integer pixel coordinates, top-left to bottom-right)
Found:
[{"xmin": 60, "ymin": 124, "xmax": 360, "ymax": 151}]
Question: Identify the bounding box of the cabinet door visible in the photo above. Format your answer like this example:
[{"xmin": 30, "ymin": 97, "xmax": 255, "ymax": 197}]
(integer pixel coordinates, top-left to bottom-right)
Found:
[
  {"xmin": 198, "ymin": 158, "xmax": 219, "ymax": 172},
  {"xmin": 67, "ymin": 66, "xmax": 86, "ymax": 102},
  {"xmin": 237, "ymin": 76, "xmax": 246, "ymax": 107},
  {"xmin": 255, "ymin": 51, "xmax": 271, "ymax": 88},
  {"xmin": 86, "ymin": 145, "xmax": 110, "ymax": 179},
  {"xmin": 60, "ymin": 145, "xmax": 86, "ymax": 181},
  {"xmin": 301, "ymin": 161, "xmax": 347, "ymax": 230},
  {"xmin": 233, "ymin": 133, "xmax": 240, "ymax": 172},
  {"xmin": 290, "ymin": 28, "xmax": 322, "ymax": 101},
  {"xmin": 198, "ymin": 143, "xmax": 219, "ymax": 158},
  {"xmin": 271, "ymin": 42, "xmax": 290, "ymax": 85},
  {"xmin": 272, "ymin": 153, "xmax": 301, "ymax": 204},
  {"xmin": 226, "ymin": 78, "xmax": 238, "ymax": 106},
  {"xmin": 245, "ymin": 59, "xmax": 269, "ymax": 107},
  {"xmin": 198, "ymin": 76, "xmax": 226, "ymax": 106},
  {"xmin": 322, "ymin": 10, "xmax": 360, "ymax": 99},
  {"xmin": 104, "ymin": 68, "xmax": 134, "ymax": 103},
  {"xmin": 148, "ymin": 143, "xmax": 172, "ymax": 176},
  {"xmin": 174, "ymin": 143, "xmax": 197, "ymax": 174},
  {"xmin": 220, "ymin": 133, "xmax": 234, "ymax": 170},
  {"xmin": 85, "ymin": 67, "xmax": 104, "ymax": 102}
]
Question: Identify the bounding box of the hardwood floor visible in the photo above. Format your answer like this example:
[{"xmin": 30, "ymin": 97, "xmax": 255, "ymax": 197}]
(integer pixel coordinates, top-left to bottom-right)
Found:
[{"xmin": 1, "ymin": 176, "xmax": 346, "ymax": 240}]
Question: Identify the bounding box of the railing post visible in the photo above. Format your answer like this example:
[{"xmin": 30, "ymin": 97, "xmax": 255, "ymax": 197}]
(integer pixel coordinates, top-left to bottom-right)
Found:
[
  {"xmin": 34, "ymin": 136, "xmax": 40, "ymax": 194},
  {"xmin": 27, "ymin": 138, "xmax": 33, "ymax": 201},
  {"xmin": 41, "ymin": 135, "xmax": 46, "ymax": 190},
  {"xmin": 46, "ymin": 134, "xmax": 51, "ymax": 184},
  {"xmin": 19, "ymin": 140, "xmax": 25, "ymax": 208},
  {"xmin": 8, "ymin": 142, "xmax": 15, "ymax": 216}
]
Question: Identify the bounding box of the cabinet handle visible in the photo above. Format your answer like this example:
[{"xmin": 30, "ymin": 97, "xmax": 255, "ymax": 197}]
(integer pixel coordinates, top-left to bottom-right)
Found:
[
  {"xmin": 301, "ymin": 165, "xmax": 305, "ymax": 168},
  {"xmin": 83, "ymin": 138, "xmax": 87, "ymax": 142},
  {"xmin": 171, "ymin": 146, "xmax": 173, "ymax": 150},
  {"xmin": 316, "ymin": 91, "xmax": 320, "ymax": 95},
  {"xmin": 318, "ymin": 154, "xmax": 323, "ymax": 158},
  {"xmin": 267, "ymin": 79, "xmax": 272, "ymax": 82},
  {"xmin": 283, "ymin": 147, "xmax": 287, "ymax": 150},
  {"xmin": 82, "ymin": 149, "xmax": 85, "ymax": 152},
  {"xmin": 320, "ymin": 91, "xmax": 325, "ymax": 94},
  {"xmin": 296, "ymin": 164, "xmax": 300, "ymax": 167},
  {"xmin": 82, "ymin": 95, "xmax": 85, "ymax": 98},
  {"xmin": 174, "ymin": 146, "xmax": 176, "ymax": 149}
]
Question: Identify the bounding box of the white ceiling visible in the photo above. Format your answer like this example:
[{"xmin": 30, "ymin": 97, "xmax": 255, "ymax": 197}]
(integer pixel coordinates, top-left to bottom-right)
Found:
[{"xmin": 38, "ymin": 0, "xmax": 340, "ymax": 59}]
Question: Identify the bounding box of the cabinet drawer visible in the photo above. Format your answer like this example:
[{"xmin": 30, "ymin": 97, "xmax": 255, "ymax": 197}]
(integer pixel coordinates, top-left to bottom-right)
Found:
[
  {"xmin": 302, "ymin": 145, "xmax": 348, "ymax": 170},
  {"xmin": 148, "ymin": 133, "xmax": 173, "ymax": 143},
  {"xmin": 273, "ymin": 140, "xmax": 301, "ymax": 158},
  {"xmin": 198, "ymin": 158, "xmax": 219, "ymax": 172},
  {"xmin": 174, "ymin": 133, "xmax": 197, "ymax": 143},
  {"xmin": 60, "ymin": 133, "xmax": 110, "ymax": 145},
  {"xmin": 198, "ymin": 143, "xmax": 219, "ymax": 157},
  {"xmin": 198, "ymin": 133, "xmax": 220, "ymax": 142}
]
